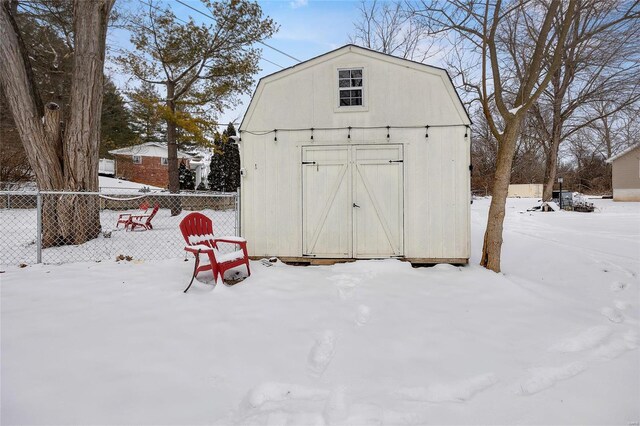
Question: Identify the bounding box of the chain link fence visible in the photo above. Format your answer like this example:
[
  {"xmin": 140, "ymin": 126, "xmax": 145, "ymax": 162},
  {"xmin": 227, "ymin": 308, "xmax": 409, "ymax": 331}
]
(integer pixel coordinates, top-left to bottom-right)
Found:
[{"xmin": 0, "ymin": 189, "xmax": 239, "ymax": 266}]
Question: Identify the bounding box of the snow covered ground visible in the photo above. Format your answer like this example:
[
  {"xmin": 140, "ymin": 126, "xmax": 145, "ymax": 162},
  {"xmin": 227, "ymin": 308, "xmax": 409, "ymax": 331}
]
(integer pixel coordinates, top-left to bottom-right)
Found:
[
  {"xmin": 99, "ymin": 176, "xmax": 163, "ymax": 192},
  {"xmin": 1, "ymin": 198, "xmax": 638, "ymax": 425},
  {"xmin": 0, "ymin": 207, "xmax": 236, "ymax": 265}
]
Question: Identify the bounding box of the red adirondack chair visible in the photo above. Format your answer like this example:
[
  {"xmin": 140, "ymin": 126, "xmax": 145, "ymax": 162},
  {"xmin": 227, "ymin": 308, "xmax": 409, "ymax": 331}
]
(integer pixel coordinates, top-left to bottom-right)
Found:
[
  {"xmin": 116, "ymin": 201, "xmax": 150, "ymax": 228},
  {"xmin": 125, "ymin": 203, "xmax": 159, "ymax": 231},
  {"xmin": 179, "ymin": 212, "xmax": 251, "ymax": 292}
]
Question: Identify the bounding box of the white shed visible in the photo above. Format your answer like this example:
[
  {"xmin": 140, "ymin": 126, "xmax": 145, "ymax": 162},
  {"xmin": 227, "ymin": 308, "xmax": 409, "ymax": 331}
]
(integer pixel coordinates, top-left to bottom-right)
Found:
[{"xmin": 238, "ymin": 45, "xmax": 471, "ymax": 264}]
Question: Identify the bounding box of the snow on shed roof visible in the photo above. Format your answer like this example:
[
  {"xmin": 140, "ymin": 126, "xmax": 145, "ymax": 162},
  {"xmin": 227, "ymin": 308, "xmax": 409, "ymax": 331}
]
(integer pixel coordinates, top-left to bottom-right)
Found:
[
  {"xmin": 605, "ymin": 143, "xmax": 640, "ymax": 163},
  {"xmin": 109, "ymin": 142, "xmax": 193, "ymax": 159}
]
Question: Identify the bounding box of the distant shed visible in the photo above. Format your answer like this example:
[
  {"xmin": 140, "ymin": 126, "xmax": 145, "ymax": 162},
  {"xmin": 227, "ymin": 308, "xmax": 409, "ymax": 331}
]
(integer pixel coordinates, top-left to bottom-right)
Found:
[
  {"xmin": 606, "ymin": 144, "xmax": 640, "ymax": 201},
  {"xmin": 238, "ymin": 45, "xmax": 472, "ymax": 264},
  {"xmin": 508, "ymin": 184, "xmax": 543, "ymax": 198}
]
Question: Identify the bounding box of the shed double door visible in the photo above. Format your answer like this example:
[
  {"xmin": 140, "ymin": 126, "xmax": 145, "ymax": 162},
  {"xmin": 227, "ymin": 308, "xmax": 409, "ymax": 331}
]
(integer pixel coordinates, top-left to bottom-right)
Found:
[{"xmin": 302, "ymin": 144, "xmax": 403, "ymax": 258}]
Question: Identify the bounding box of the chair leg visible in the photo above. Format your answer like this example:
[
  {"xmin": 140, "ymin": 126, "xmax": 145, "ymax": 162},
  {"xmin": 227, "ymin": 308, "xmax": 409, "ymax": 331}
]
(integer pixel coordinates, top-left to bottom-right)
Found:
[{"xmin": 183, "ymin": 250, "xmax": 201, "ymax": 293}]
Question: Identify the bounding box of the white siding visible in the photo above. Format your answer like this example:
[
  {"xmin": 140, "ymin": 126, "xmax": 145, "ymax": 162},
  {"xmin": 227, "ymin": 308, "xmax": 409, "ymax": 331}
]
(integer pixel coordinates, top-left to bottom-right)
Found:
[{"xmin": 240, "ymin": 46, "xmax": 470, "ymax": 261}]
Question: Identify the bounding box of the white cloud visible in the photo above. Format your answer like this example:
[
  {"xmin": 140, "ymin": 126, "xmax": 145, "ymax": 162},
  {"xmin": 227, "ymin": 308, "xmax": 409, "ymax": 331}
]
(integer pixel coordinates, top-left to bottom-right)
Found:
[{"xmin": 289, "ymin": 0, "xmax": 308, "ymax": 9}]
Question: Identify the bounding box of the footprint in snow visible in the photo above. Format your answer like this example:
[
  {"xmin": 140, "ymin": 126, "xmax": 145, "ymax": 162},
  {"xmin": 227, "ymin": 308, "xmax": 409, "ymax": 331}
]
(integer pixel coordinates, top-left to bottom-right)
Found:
[
  {"xmin": 328, "ymin": 274, "xmax": 361, "ymax": 300},
  {"xmin": 591, "ymin": 330, "xmax": 639, "ymax": 361},
  {"xmin": 517, "ymin": 362, "xmax": 588, "ymax": 395},
  {"xmin": 600, "ymin": 307, "xmax": 625, "ymax": 323},
  {"xmin": 610, "ymin": 281, "xmax": 627, "ymax": 292},
  {"xmin": 518, "ymin": 331, "xmax": 638, "ymax": 396},
  {"xmin": 355, "ymin": 305, "xmax": 371, "ymax": 326},
  {"xmin": 241, "ymin": 382, "xmax": 329, "ymax": 410},
  {"xmin": 308, "ymin": 330, "xmax": 336, "ymax": 377},
  {"xmin": 398, "ymin": 373, "xmax": 498, "ymax": 403},
  {"xmin": 548, "ymin": 326, "xmax": 612, "ymax": 353}
]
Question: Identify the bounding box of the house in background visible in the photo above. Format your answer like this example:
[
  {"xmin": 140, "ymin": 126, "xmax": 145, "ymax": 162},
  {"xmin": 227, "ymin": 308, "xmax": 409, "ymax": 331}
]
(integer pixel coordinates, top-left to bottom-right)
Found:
[
  {"xmin": 108, "ymin": 142, "xmax": 193, "ymax": 189},
  {"xmin": 239, "ymin": 44, "xmax": 471, "ymax": 265},
  {"xmin": 606, "ymin": 143, "xmax": 640, "ymax": 201}
]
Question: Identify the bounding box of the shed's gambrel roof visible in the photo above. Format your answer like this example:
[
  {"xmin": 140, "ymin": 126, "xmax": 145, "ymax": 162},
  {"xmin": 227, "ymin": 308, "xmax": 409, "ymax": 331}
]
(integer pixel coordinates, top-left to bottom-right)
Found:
[{"xmin": 240, "ymin": 44, "xmax": 471, "ymax": 130}]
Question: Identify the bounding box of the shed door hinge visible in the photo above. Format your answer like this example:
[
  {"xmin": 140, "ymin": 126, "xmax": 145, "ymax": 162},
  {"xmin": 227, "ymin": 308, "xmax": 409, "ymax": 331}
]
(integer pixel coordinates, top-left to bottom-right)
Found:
[
  {"xmin": 388, "ymin": 159, "xmax": 403, "ymax": 163},
  {"xmin": 302, "ymin": 161, "xmax": 317, "ymax": 165}
]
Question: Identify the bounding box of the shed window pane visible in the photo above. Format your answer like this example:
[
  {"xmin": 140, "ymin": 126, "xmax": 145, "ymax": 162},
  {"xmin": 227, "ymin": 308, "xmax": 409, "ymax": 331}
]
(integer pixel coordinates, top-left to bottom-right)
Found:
[{"xmin": 338, "ymin": 68, "xmax": 364, "ymax": 108}]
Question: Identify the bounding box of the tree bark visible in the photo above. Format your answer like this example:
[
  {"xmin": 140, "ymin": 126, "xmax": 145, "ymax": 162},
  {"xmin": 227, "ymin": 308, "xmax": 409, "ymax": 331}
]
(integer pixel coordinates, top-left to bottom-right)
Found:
[
  {"xmin": 166, "ymin": 80, "xmax": 182, "ymax": 215},
  {"xmin": 1, "ymin": 0, "xmax": 114, "ymax": 248},
  {"xmin": 0, "ymin": 2, "xmax": 64, "ymax": 190},
  {"xmin": 542, "ymin": 70, "xmax": 567, "ymax": 201},
  {"xmin": 480, "ymin": 121, "xmax": 522, "ymax": 272}
]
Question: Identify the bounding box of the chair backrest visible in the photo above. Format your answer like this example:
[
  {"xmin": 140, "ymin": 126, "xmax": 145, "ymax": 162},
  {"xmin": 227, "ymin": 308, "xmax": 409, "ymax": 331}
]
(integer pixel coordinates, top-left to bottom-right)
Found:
[
  {"xmin": 145, "ymin": 204, "xmax": 160, "ymax": 225},
  {"xmin": 179, "ymin": 212, "xmax": 215, "ymax": 247}
]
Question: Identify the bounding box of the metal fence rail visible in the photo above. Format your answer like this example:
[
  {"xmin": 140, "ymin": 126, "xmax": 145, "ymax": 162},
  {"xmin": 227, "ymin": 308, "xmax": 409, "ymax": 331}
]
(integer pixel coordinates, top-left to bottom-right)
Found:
[{"xmin": 0, "ymin": 190, "xmax": 239, "ymax": 266}]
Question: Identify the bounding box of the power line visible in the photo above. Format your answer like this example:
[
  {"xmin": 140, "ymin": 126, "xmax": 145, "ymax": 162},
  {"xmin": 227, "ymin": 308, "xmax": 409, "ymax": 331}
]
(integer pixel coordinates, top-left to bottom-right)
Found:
[
  {"xmin": 137, "ymin": 0, "xmax": 293, "ymax": 68},
  {"xmin": 172, "ymin": 0, "xmax": 302, "ymax": 63}
]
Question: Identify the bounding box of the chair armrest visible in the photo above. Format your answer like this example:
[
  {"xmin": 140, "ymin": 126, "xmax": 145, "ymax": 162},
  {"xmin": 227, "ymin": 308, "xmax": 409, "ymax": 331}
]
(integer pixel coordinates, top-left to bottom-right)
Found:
[
  {"xmin": 214, "ymin": 236, "xmax": 247, "ymax": 244},
  {"xmin": 117, "ymin": 213, "xmax": 132, "ymax": 219}
]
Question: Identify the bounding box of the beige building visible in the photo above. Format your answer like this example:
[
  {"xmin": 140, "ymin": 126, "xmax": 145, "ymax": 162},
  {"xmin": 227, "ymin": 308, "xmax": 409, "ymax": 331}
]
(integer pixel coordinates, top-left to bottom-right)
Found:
[
  {"xmin": 508, "ymin": 184, "xmax": 543, "ymax": 198},
  {"xmin": 606, "ymin": 144, "xmax": 640, "ymax": 201}
]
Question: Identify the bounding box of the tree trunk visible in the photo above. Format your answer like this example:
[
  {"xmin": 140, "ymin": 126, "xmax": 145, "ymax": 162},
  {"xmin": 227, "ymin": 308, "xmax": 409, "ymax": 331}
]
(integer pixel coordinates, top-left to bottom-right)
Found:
[
  {"xmin": 51, "ymin": 0, "xmax": 114, "ymax": 244},
  {"xmin": 480, "ymin": 121, "xmax": 522, "ymax": 272},
  {"xmin": 1, "ymin": 0, "xmax": 113, "ymax": 248},
  {"xmin": 166, "ymin": 80, "xmax": 181, "ymax": 215},
  {"xmin": 0, "ymin": 3, "xmax": 64, "ymax": 190},
  {"xmin": 542, "ymin": 116, "xmax": 562, "ymax": 201},
  {"xmin": 542, "ymin": 70, "xmax": 565, "ymax": 201}
]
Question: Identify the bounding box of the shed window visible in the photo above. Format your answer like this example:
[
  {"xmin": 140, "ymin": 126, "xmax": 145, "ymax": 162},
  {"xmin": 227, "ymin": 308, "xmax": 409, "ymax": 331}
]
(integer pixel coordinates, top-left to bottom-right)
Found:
[
  {"xmin": 161, "ymin": 157, "xmax": 168, "ymax": 165},
  {"xmin": 132, "ymin": 155, "xmax": 142, "ymax": 164},
  {"xmin": 338, "ymin": 68, "xmax": 363, "ymax": 106}
]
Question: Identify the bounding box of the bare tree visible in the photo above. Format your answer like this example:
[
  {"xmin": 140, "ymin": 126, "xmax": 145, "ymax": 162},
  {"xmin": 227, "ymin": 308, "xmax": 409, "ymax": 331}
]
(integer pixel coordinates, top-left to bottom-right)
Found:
[
  {"xmin": 563, "ymin": 102, "xmax": 640, "ymax": 192},
  {"xmin": 410, "ymin": 0, "xmax": 578, "ymax": 272},
  {"xmin": 0, "ymin": 0, "xmax": 115, "ymax": 246},
  {"xmin": 349, "ymin": 0, "xmax": 438, "ymax": 62},
  {"xmin": 521, "ymin": 0, "xmax": 640, "ymax": 200}
]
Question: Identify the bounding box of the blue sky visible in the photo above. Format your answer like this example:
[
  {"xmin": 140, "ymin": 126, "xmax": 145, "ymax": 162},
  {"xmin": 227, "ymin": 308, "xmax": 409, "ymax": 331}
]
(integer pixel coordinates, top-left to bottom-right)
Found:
[{"xmin": 108, "ymin": 0, "xmax": 364, "ymax": 128}]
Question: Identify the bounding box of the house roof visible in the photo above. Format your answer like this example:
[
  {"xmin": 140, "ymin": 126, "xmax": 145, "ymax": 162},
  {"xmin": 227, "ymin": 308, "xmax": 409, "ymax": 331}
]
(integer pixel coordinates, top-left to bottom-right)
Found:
[
  {"xmin": 240, "ymin": 44, "xmax": 471, "ymax": 130},
  {"xmin": 109, "ymin": 142, "xmax": 193, "ymax": 159},
  {"xmin": 605, "ymin": 143, "xmax": 640, "ymax": 163}
]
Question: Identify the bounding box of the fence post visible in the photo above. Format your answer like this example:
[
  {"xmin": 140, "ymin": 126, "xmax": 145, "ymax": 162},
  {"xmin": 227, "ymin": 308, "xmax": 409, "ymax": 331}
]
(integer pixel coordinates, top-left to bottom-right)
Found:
[
  {"xmin": 36, "ymin": 192, "xmax": 42, "ymax": 264},
  {"xmin": 235, "ymin": 187, "xmax": 241, "ymax": 237}
]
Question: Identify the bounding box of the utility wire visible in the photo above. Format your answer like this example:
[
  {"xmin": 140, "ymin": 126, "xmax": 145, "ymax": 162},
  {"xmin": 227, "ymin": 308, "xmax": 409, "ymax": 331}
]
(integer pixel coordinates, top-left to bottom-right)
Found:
[
  {"xmin": 137, "ymin": 0, "xmax": 291, "ymax": 68},
  {"xmin": 172, "ymin": 0, "xmax": 302, "ymax": 63}
]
